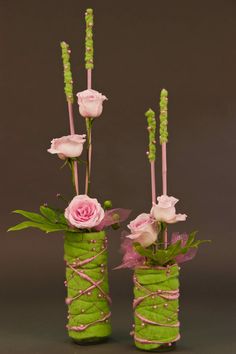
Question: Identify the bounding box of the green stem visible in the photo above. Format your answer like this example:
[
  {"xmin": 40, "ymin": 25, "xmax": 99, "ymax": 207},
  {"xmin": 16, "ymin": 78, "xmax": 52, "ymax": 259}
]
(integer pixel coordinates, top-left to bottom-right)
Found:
[
  {"xmin": 69, "ymin": 159, "xmax": 77, "ymax": 195},
  {"xmin": 158, "ymin": 223, "xmax": 167, "ymax": 250},
  {"xmin": 152, "ymin": 242, "xmax": 157, "ymax": 255}
]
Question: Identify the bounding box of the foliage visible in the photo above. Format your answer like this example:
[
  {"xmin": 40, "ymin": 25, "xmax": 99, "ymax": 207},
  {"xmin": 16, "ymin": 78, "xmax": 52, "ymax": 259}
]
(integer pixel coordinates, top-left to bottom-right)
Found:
[
  {"xmin": 134, "ymin": 231, "xmax": 210, "ymax": 266},
  {"xmin": 8, "ymin": 206, "xmax": 77, "ymax": 234}
]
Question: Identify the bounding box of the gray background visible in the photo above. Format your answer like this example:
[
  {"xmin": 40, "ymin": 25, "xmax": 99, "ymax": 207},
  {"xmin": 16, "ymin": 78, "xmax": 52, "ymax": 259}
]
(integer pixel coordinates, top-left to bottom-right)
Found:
[{"xmin": 1, "ymin": 0, "xmax": 236, "ymax": 353}]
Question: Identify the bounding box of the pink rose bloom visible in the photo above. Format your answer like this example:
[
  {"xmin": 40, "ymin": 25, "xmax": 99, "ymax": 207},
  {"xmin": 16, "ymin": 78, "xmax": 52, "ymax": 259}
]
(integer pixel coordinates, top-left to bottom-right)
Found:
[
  {"xmin": 126, "ymin": 213, "xmax": 158, "ymax": 248},
  {"xmin": 64, "ymin": 195, "xmax": 105, "ymax": 229},
  {"xmin": 151, "ymin": 195, "xmax": 187, "ymax": 224},
  {"xmin": 76, "ymin": 89, "xmax": 107, "ymax": 118},
  {"xmin": 171, "ymin": 233, "xmax": 197, "ymax": 264},
  {"xmin": 48, "ymin": 134, "xmax": 86, "ymax": 160}
]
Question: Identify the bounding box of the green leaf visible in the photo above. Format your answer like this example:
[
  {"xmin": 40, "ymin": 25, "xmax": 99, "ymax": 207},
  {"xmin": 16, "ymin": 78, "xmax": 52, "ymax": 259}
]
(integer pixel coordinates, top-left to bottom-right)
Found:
[
  {"xmin": 192, "ymin": 239, "xmax": 211, "ymax": 247},
  {"xmin": 43, "ymin": 223, "xmax": 70, "ymax": 233},
  {"xmin": 13, "ymin": 210, "xmax": 46, "ymax": 223},
  {"xmin": 54, "ymin": 209, "xmax": 67, "ymax": 224},
  {"xmin": 40, "ymin": 206, "xmax": 59, "ymax": 223},
  {"xmin": 8, "ymin": 206, "xmax": 74, "ymax": 234},
  {"xmin": 148, "ymin": 241, "xmax": 180, "ymax": 265},
  {"xmin": 186, "ymin": 231, "xmax": 198, "ymax": 247},
  {"xmin": 153, "ymin": 250, "xmax": 168, "ymax": 265},
  {"xmin": 75, "ymin": 157, "xmax": 87, "ymax": 164},
  {"xmin": 133, "ymin": 232, "xmax": 211, "ymax": 266},
  {"xmin": 8, "ymin": 221, "xmax": 70, "ymax": 233},
  {"xmin": 60, "ymin": 160, "xmax": 68, "ymax": 169},
  {"xmin": 134, "ymin": 243, "xmax": 154, "ymax": 259},
  {"xmin": 166, "ymin": 240, "xmax": 182, "ymax": 258}
]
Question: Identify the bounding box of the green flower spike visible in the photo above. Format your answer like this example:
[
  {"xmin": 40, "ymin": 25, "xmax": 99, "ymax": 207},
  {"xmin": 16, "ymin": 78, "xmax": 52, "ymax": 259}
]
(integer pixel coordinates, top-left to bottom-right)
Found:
[
  {"xmin": 85, "ymin": 8, "xmax": 94, "ymax": 70},
  {"xmin": 60, "ymin": 41, "xmax": 74, "ymax": 103},
  {"xmin": 145, "ymin": 109, "xmax": 156, "ymax": 162},
  {"xmin": 159, "ymin": 89, "xmax": 168, "ymax": 144}
]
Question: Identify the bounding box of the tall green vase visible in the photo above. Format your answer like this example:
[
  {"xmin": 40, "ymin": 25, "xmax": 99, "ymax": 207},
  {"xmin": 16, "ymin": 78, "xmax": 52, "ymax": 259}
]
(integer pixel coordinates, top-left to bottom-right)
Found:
[
  {"xmin": 64, "ymin": 231, "xmax": 112, "ymax": 343},
  {"xmin": 132, "ymin": 264, "xmax": 180, "ymax": 351}
]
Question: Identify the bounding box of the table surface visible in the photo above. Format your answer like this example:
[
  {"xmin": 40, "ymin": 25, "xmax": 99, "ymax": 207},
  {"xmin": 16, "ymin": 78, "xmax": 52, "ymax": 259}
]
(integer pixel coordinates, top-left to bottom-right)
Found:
[{"xmin": 1, "ymin": 294, "xmax": 235, "ymax": 354}]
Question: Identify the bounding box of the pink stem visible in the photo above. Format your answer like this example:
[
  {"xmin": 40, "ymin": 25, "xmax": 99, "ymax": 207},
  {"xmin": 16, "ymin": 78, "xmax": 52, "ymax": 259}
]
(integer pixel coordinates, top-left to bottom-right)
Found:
[
  {"xmin": 68, "ymin": 101, "xmax": 75, "ymax": 135},
  {"xmin": 85, "ymin": 165, "xmax": 89, "ymax": 195},
  {"xmin": 162, "ymin": 143, "xmax": 167, "ymax": 195},
  {"xmin": 89, "ymin": 130, "xmax": 92, "ymax": 175},
  {"xmin": 67, "ymin": 102, "xmax": 79, "ymax": 195},
  {"xmin": 151, "ymin": 161, "xmax": 156, "ymax": 204},
  {"xmin": 87, "ymin": 69, "xmax": 92, "ymax": 89},
  {"xmin": 85, "ymin": 69, "xmax": 92, "ymax": 195},
  {"xmin": 162, "ymin": 142, "xmax": 168, "ymax": 247}
]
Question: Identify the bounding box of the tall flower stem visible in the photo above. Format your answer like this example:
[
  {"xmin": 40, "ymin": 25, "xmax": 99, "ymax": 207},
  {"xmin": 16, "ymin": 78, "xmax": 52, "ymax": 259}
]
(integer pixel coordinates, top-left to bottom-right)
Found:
[
  {"xmin": 61, "ymin": 41, "xmax": 79, "ymax": 195},
  {"xmin": 150, "ymin": 162, "xmax": 156, "ymax": 205},
  {"xmin": 162, "ymin": 143, "xmax": 167, "ymax": 195},
  {"xmin": 85, "ymin": 118, "xmax": 93, "ymax": 195},
  {"xmin": 85, "ymin": 70, "xmax": 92, "ymax": 195},
  {"xmin": 145, "ymin": 109, "xmax": 157, "ymax": 205},
  {"xmin": 159, "ymin": 89, "xmax": 168, "ymax": 248},
  {"xmin": 87, "ymin": 69, "xmax": 92, "ymax": 89},
  {"xmin": 84, "ymin": 9, "xmax": 94, "ymax": 195},
  {"xmin": 68, "ymin": 102, "xmax": 79, "ymax": 195}
]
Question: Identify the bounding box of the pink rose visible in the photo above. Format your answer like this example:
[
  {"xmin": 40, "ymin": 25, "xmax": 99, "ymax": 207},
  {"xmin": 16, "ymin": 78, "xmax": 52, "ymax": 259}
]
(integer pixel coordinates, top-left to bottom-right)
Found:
[
  {"xmin": 76, "ymin": 89, "xmax": 107, "ymax": 118},
  {"xmin": 126, "ymin": 213, "xmax": 157, "ymax": 247},
  {"xmin": 151, "ymin": 195, "xmax": 187, "ymax": 224},
  {"xmin": 64, "ymin": 195, "xmax": 105, "ymax": 229},
  {"xmin": 48, "ymin": 134, "xmax": 86, "ymax": 160}
]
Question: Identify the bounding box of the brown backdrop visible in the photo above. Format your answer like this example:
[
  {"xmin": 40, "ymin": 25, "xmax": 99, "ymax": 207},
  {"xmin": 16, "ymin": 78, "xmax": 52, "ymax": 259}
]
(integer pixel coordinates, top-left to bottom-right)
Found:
[{"xmin": 1, "ymin": 0, "xmax": 235, "ymax": 353}]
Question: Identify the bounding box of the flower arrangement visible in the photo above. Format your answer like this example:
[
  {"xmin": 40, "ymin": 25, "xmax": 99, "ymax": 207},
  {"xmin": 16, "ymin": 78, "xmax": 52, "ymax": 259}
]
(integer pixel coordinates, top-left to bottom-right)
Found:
[
  {"xmin": 116, "ymin": 89, "xmax": 210, "ymax": 351},
  {"xmin": 8, "ymin": 9, "xmax": 130, "ymax": 344}
]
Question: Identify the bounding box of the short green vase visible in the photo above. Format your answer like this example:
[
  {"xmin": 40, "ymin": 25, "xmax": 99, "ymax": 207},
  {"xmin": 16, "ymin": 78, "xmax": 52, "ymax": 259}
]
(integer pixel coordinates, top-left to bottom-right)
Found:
[{"xmin": 133, "ymin": 265, "xmax": 180, "ymax": 352}]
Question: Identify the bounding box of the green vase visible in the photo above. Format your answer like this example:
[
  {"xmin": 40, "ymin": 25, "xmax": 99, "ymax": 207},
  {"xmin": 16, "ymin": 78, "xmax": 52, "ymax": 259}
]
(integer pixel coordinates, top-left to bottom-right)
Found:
[
  {"xmin": 64, "ymin": 231, "xmax": 112, "ymax": 343},
  {"xmin": 132, "ymin": 265, "xmax": 180, "ymax": 351}
]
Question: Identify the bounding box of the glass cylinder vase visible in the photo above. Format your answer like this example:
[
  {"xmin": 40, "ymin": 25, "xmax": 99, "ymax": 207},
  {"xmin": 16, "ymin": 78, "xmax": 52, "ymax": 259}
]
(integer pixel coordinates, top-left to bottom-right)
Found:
[
  {"xmin": 132, "ymin": 264, "xmax": 180, "ymax": 351},
  {"xmin": 64, "ymin": 231, "xmax": 111, "ymax": 343}
]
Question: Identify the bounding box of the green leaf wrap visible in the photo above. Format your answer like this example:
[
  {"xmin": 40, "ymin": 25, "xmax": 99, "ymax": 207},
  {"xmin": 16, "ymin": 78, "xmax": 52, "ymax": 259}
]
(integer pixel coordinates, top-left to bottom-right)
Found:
[
  {"xmin": 133, "ymin": 265, "xmax": 180, "ymax": 351},
  {"xmin": 64, "ymin": 231, "xmax": 111, "ymax": 342}
]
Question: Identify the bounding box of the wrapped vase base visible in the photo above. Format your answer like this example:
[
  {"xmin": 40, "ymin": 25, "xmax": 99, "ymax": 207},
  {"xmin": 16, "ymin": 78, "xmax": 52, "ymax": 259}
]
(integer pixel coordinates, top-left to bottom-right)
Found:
[
  {"xmin": 133, "ymin": 264, "xmax": 180, "ymax": 352},
  {"xmin": 135, "ymin": 342, "xmax": 176, "ymax": 352},
  {"xmin": 64, "ymin": 231, "xmax": 112, "ymax": 344},
  {"xmin": 72, "ymin": 334, "xmax": 110, "ymax": 345},
  {"xmin": 69, "ymin": 326, "xmax": 111, "ymax": 344}
]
